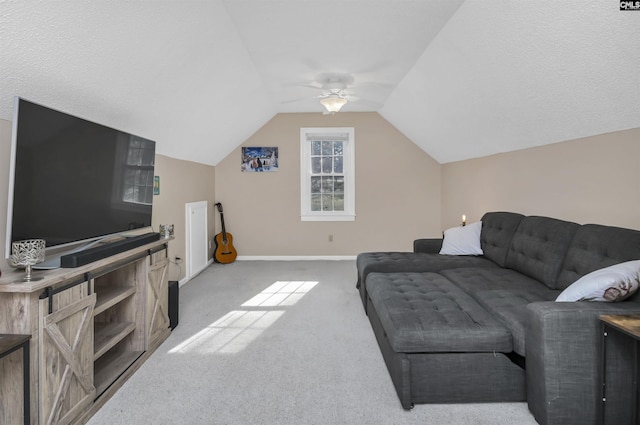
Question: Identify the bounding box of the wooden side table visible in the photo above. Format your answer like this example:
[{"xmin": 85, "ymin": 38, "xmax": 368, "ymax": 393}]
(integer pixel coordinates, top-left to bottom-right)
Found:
[
  {"xmin": 600, "ymin": 314, "xmax": 640, "ymax": 425},
  {"xmin": 0, "ymin": 334, "xmax": 31, "ymax": 425}
]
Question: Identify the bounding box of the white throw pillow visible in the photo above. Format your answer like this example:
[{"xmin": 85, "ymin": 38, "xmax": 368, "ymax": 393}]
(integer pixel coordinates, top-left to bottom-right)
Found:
[
  {"xmin": 439, "ymin": 221, "xmax": 483, "ymax": 256},
  {"xmin": 556, "ymin": 260, "xmax": 640, "ymax": 302}
]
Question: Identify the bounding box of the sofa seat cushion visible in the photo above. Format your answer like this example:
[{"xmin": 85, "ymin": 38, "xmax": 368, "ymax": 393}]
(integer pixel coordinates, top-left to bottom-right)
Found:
[
  {"xmin": 356, "ymin": 252, "xmax": 497, "ymax": 288},
  {"xmin": 441, "ymin": 267, "xmax": 560, "ymax": 299},
  {"xmin": 366, "ymin": 272, "xmax": 513, "ymax": 353},
  {"xmin": 473, "ymin": 290, "xmax": 557, "ymax": 356}
]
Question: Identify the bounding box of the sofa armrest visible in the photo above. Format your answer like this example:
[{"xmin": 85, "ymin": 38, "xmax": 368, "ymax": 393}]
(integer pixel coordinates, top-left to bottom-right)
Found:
[
  {"xmin": 525, "ymin": 301, "xmax": 640, "ymax": 425},
  {"xmin": 413, "ymin": 238, "xmax": 442, "ymax": 254}
]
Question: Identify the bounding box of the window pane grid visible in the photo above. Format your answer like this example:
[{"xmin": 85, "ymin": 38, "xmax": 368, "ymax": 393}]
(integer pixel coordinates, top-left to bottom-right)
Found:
[
  {"xmin": 123, "ymin": 168, "xmax": 154, "ymax": 204},
  {"xmin": 301, "ymin": 127, "xmax": 354, "ymax": 222},
  {"xmin": 124, "ymin": 137, "xmax": 155, "ymax": 205},
  {"xmin": 309, "ymin": 140, "xmax": 344, "ymax": 212}
]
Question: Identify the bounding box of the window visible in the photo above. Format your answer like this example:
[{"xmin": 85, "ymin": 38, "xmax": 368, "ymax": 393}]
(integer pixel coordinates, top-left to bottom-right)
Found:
[{"xmin": 300, "ymin": 127, "xmax": 355, "ymax": 221}]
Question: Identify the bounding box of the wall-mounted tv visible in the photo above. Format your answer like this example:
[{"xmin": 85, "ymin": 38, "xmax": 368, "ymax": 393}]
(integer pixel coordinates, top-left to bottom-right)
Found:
[{"xmin": 5, "ymin": 97, "xmax": 156, "ymax": 268}]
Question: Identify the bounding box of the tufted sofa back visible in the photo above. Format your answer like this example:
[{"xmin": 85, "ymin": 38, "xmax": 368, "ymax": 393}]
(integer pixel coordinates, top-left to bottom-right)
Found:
[
  {"xmin": 556, "ymin": 224, "xmax": 640, "ymax": 291},
  {"xmin": 474, "ymin": 212, "xmax": 640, "ymax": 293},
  {"xmin": 480, "ymin": 212, "xmax": 524, "ymax": 267},
  {"xmin": 504, "ymin": 216, "xmax": 579, "ymax": 289}
]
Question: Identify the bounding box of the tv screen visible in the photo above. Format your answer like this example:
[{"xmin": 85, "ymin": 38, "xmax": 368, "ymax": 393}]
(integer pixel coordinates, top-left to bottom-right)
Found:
[{"xmin": 6, "ymin": 97, "xmax": 156, "ymax": 265}]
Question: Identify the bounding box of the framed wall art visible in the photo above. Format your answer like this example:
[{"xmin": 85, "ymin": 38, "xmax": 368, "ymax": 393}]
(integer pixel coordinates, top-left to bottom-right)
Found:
[{"xmin": 241, "ymin": 147, "xmax": 278, "ymax": 172}]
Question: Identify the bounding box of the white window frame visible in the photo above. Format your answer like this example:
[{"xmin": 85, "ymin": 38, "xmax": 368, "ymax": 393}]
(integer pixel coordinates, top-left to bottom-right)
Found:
[{"xmin": 300, "ymin": 127, "xmax": 355, "ymax": 221}]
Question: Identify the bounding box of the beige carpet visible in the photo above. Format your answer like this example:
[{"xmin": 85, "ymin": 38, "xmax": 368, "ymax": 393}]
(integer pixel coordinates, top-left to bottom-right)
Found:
[{"xmin": 87, "ymin": 260, "xmax": 539, "ymax": 425}]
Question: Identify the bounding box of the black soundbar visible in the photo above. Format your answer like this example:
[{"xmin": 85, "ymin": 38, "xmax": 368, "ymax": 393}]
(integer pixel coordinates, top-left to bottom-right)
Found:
[{"xmin": 60, "ymin": 233, "xmax": 161, "ymax": 268}]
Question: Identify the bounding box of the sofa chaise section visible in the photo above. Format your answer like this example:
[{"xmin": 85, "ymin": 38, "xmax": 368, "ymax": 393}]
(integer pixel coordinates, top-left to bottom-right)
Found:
[{"xmin": 365, "ymin": 271, "xmax": 526, "ymax": 409}]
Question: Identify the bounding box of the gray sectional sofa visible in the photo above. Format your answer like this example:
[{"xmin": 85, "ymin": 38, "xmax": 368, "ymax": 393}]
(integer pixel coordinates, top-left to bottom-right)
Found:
[{"xmin": 356, "ymin": 212, "xmax": 640, "ymax": 425}]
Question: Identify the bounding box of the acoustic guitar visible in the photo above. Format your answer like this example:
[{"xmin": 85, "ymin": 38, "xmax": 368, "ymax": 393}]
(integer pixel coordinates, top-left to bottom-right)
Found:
[{"xmin": 213, "ymin": 202, "xmax": 237, "ymax": 264}]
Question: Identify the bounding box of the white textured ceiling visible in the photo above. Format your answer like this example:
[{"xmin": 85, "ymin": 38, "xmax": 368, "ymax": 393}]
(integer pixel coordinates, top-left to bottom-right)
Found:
[
  {"xmin": 0, "ymin": 1, "xmax": 638, "ymax": 166},
  {"xmin": 380, "ymin": 1, "xmax": 640, "ymax": 163}
]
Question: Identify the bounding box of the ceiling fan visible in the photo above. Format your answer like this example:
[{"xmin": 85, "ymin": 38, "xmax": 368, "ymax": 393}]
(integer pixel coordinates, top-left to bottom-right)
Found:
[
  {"xmin": 285, "ymin": 73, "xmax": 359, "ymax": 114},
  {"xmin": 284, "ymin": 72, "xmax": 387, "ymax": 114},
  {"xmin": 317, "ymin": 78, "xmax": 352, "ymax": 114}
]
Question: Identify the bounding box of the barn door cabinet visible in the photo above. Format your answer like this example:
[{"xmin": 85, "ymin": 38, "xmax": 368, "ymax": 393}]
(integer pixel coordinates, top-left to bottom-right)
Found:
[{"xmin": 0, "ymin": 238, "xmax": 171, "ymax": 425}]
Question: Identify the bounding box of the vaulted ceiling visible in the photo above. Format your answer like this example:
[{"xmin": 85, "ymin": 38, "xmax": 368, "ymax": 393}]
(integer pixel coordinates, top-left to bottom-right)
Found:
[{"xmin": 1, "ymin": 1, "xmax": 638, "ymax": 166}]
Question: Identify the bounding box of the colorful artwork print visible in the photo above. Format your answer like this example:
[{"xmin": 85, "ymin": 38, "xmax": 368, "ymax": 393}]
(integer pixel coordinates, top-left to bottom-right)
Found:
[{"xmin": 242, "ymin": 147, "xmax": 278, "ymax": 172}]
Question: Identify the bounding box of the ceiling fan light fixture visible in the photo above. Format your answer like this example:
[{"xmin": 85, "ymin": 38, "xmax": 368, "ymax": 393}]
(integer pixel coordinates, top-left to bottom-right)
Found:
[{"xmin": 320, "ymin": 94, "xmax": 347, "ymax": 113}]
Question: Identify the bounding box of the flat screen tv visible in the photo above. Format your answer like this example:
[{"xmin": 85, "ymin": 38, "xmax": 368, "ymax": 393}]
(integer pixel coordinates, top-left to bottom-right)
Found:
[{"xmin": 5, "ymin": 97, "xmax": 156, "ymax": 268}]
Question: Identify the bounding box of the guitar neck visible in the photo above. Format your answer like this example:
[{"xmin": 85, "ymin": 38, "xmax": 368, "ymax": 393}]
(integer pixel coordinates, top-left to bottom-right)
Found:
[
  {"xmin": 221, "ymin": 219, "xmax": 227, "ymax": 238},
  {"xmin": 219, "ymin": 211, "xmax": 228, "ymax": 240}
]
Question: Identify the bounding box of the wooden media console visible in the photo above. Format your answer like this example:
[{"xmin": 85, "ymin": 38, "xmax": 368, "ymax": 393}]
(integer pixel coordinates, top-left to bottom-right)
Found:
[{"xmin": 0, "ymin": 238, "xmax": 171, "ymax": 425}]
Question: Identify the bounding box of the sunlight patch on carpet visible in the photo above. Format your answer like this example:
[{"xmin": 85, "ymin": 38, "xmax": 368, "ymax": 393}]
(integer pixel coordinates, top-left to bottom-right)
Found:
[
  {"xmin": 242, "ymin": 281, "xmax": 318, "ymax": 307},
  {"xmin": 169, "ymin": 310, "xmax": 285, "ymax": 354},
  {"xmin": 169, "ymin": 280, "xmax": 318, "ymax": 354}
]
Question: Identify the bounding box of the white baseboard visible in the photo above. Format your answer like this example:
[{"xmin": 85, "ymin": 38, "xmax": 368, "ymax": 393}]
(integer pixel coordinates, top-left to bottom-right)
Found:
[
  {"xmin": 236, "ymin": 255, "xmax": 357, "ymax": 261},
  {"xmin": 179, "ymin": 257, "xmax": 354, "ymax": 287},
  {"xmin": 178, "ymin": 258, "xmax": 213, "ymax": 287}
]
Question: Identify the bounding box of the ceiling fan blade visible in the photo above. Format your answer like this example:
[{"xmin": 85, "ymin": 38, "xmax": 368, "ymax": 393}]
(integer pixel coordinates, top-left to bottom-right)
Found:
[
  {"xmin": 283, "ymin": 81, "xmax": 323, "ymax": 89},
  {"xmin": 315, "ymin": 72, "xmax": 354, "ymax": 87},
  {"xmin": 351, "ymin": 81, "xmax": 396, "ymax": 90},
  {"xmin": 281, "ymin": 97, "xmax": 313, "ymax": 104},
  {"xmin": 351, "ymin": 98, "xmax": 384, "ymax": 109}
]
